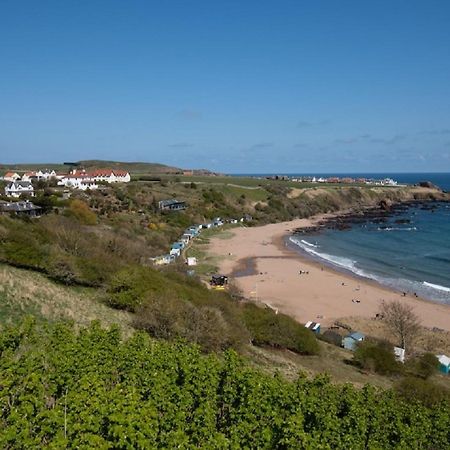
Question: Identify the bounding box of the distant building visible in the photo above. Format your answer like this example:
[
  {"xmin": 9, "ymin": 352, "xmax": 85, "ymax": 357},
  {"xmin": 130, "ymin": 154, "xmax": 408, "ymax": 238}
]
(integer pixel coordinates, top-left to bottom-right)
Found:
[
  {"xmin": 3, "ymin": 172, "xmax": 20, "ymax": 182},
  {"xmin": 5, "ymin": 181, "xmax": 35, "ymax": 198},
  {"xmin": 342, "ymin": 331, "xmax": 365, "ymax": 351},
  {"xmin": 158, "ymin": 199, "xmax": 187, "ymax": 211},
  {"xmin": 0, "ymin": 200, "xmax": 41, "ymax": 217},
  {"xmin": 57, "ymin": 168, "xmax": 130, "ymax": 189}
]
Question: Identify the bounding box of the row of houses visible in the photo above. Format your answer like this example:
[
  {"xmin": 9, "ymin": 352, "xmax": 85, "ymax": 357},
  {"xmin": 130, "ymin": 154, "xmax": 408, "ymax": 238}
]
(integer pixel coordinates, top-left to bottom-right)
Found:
[
  {"xmin": 290, "ymin": 176, "xmax": 399, "ymax": 186},
  {"xmin": 2, "ymin": 170, "xmax": 57, "ymax": 182},
  {"xmin": 57, "ymin": 169, "xmax": 131, "ymax": 190},
  {"xmin": 2, "ymin": 168, "xmax": 131, "ymax": 195}
]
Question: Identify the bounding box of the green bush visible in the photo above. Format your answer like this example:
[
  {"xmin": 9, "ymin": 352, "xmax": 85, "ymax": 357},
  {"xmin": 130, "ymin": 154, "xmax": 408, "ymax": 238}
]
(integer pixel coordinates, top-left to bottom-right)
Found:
[
  {"xmin": 405, "ymin": 353, "xmax": 439, "ymax": 379},
  {"xmin": 242, "ymin": 303, "xmax": 320, "ymax": 355},
  {"xmin": 134, "ymin": 298, "xmax": 235, "ymax": 352},
  {"xmin": 1, "ymin": 320, "xmax": 449, "ymax": 448},
  {"xmin": 395, "ymin": 377, "xmax": 450, "ymax": 407},
  {"xmin": 353, "ymin": 340, "xmax": 401, "ymax": 375},
  {"xmin": 65, "ymin": 199, "xmax": 97, "ymax": 225}
]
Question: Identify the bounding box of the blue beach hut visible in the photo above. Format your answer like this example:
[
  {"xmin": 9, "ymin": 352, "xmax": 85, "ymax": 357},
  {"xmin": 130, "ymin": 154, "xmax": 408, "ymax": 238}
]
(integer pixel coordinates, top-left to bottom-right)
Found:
[
  {"xmin": 342, "ymin": 331, "xmax": 365, "ymax": 351},
  {"xmin": 437, "ymin": 355, "xmax": 450, "ymax": 374}
]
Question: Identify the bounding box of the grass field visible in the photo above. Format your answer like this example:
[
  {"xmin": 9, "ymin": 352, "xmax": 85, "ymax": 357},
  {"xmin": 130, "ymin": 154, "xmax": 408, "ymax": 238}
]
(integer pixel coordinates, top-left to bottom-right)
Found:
[{"xmin": 0, "ymin": 264, "xmax": 132, "ymax": 332}]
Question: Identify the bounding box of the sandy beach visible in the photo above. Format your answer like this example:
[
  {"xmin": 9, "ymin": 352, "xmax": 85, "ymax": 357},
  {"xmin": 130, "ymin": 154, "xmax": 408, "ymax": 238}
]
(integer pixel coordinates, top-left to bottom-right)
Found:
[{"xmin": 207, "ymin": 216, "xmax": 450, "ymax": 332}]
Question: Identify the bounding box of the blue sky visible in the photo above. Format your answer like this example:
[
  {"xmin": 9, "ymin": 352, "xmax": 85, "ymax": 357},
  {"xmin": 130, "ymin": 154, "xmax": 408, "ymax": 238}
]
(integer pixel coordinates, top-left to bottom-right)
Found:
[{"xmin": 1, "ymin": 1, "xmax": 450, "ymax": 173}]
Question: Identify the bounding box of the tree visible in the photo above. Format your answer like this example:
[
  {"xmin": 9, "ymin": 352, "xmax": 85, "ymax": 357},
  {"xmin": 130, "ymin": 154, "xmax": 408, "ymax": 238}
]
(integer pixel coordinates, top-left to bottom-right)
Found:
[{"xmin": 380, "ymin": 300, "xmax": 421, "ymax": 354}]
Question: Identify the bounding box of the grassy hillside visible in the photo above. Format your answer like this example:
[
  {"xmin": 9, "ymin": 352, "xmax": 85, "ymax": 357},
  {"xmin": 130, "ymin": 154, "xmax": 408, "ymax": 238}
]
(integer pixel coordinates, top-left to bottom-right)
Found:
[
  {"xmin": 0, "ymin": 160, "xmax": 182, "ymax": 175},
  {"xmin": 0, "ymin": 264, "xmax": 132, "ymax": 331}
]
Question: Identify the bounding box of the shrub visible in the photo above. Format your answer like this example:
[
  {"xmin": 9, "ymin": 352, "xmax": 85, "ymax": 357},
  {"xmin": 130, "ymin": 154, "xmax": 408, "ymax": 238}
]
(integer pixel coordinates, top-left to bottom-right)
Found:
[
  {"xmin": 242, "ymin": 303, "xmax": 319, "ymax": 355},
  {"xmin": 405, "ymin": 353, "xmax": 439, "ymax": 379},
  {"xmin": 66, "ymin": 199, "xmax": 97, "ymax": 225},
  {"xmin": 395, "ymin": 377, "xmax": 450, "ymax": 407},
  {"xmin": 106, "ymin": 266, "xmax": 160, "ymax": 311},
  {"xmin": 353, "ymin": 340, "xmax": 401, "ymax": 375},
  {"xmin": 134, "ymin": 299, "xmax": 234, "ymax": 352}
]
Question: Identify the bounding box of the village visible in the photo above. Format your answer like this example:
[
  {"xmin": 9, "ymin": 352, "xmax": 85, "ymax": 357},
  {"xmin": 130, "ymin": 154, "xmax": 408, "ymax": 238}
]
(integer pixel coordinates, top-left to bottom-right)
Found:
[
  {"xmin": 1, "ymin": 165, "xmax": 449, "ymax": 378},
  {"xmin": 266, "ymin": 174, "xmax": 401, "ymax": 186}
]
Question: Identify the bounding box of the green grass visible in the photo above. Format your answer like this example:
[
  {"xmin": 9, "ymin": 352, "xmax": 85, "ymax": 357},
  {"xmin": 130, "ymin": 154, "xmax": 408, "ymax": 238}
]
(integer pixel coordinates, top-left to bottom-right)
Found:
[{"xmin": 0, "ymin": 263, "xmax": 132, "ymax": 332}]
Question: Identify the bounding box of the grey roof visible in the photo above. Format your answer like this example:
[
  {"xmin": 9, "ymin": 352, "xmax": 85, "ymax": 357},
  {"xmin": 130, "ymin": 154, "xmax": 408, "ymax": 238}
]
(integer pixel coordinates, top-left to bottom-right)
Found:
[
  {"xmin": 11, "ymin": 181, "xmax": 33, "ymax": 188},
  {"xmin": 348, "ymin": 332, "xmax": 365, "ymax": 341},
  {"xmin": 0, "ymin": 201, "xmax": 41, "ymax": 212}
]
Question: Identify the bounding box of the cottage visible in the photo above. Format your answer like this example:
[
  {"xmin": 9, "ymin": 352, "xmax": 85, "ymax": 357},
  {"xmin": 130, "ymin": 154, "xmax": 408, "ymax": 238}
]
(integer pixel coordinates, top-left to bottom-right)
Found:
[
  {"xmin": 304, "ymin": 321, "xmax": 321, "ymax": 334},
  {"xmin": 342, "ymin": 331, "xmax": 365, "ymax": 351},
  {"xmin": 437, "ymin": 354, "xmax": 450, "ymax": 374},
  {"xmin": 5, "ymin": 181, "xmax": 35, "ymax": 198},
  {"xmin": 158, "ymin": 199, "xmax": 187, "ymax": 211},
  {"xmin": 0, "ymin": 201, "xmax": 42, "ymax": 217},
  {"xmin": 186, "ymin": 257, "xmax": 197, "ymax": 266},
  {"xmin": 3, "ymin": 172, "xmax": 20, "ymax": 182}
]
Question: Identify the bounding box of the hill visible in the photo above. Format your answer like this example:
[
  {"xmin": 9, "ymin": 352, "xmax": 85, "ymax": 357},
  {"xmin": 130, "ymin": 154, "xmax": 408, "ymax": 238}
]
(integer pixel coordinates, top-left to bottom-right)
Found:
[{"xmin": 0, "ymin": 160, "xmax": 182, "ymax": 175}]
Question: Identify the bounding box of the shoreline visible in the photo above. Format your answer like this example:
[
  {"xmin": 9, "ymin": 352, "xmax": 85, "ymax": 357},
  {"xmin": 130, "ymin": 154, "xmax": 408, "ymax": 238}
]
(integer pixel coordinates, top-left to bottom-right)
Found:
[{"xmin": 206, "ymin": 213, "xmax": 450, "ymax": 332}]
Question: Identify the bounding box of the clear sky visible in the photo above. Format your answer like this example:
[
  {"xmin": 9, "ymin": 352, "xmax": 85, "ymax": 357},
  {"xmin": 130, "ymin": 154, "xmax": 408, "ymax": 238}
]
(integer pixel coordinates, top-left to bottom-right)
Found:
[{"xmin": 1, "ymin": 1, "xmax": 450, "ymax": 173}]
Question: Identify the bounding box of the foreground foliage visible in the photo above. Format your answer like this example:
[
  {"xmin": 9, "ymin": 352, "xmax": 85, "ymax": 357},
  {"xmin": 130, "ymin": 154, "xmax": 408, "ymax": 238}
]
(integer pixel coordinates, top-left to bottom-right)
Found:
[{"xmin": 0, "ymin": 320, "xmax": 449, "ymax": 449}]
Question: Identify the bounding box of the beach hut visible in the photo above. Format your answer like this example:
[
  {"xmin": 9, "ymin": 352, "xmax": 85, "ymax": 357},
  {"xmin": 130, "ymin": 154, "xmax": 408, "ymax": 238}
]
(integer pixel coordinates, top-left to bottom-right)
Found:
[
  {"xmin": 304, "ymin": 321, "xmax": 321, "ymax": 334},
  {"xmin": 394, "ymin": 347, "xmax": 406, "ymax": 363},
  {"xmin": 436, "ymin": 355, "xmax": 450, "ymax": 374},
  {"xmin": 342, "ymin": 331, "xmax": 365, "ymax": 351}
]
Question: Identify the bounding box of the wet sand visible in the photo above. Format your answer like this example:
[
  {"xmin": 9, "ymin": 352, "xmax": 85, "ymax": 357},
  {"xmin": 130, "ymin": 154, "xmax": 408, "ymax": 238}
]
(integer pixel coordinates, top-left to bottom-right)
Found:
[{"xmin": 207, "ymin": 216, "xmax": 450, "ymax": 331}]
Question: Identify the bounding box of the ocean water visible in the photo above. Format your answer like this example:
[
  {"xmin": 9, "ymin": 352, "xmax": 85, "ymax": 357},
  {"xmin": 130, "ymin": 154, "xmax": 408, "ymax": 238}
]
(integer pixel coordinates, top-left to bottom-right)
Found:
[
  {"xmin": 289, "ymin": 198, "xmax": 450, "ymax": 304},
  {"xmin": 235, "ymin": 171, "xmax": 450, "ymax": 303}
]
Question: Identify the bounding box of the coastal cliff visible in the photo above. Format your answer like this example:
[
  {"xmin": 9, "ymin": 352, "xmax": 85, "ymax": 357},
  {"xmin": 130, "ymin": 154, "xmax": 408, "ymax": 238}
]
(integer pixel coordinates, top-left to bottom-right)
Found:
[{"xmin": 276, "ymin": 185, "xmax": 450, "ymax": 222}]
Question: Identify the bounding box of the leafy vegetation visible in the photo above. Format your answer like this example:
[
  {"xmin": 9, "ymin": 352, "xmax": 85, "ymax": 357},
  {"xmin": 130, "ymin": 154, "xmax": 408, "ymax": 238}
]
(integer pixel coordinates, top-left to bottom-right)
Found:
[
  {"xmin": 243, "ymin": 303, "xmax": 320, "ymax": 355},
  {"xmin": 0, "ymin": 320, "xmax": 449, "ymax": 448},
  {"xmin": 353, "ymin": 340, "xmax": 401, "ymax": 375}
]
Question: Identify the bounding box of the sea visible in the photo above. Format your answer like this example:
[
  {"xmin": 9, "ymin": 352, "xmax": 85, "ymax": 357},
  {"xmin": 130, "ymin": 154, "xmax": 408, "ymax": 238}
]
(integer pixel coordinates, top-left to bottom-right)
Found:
[{"xmin": 235, "ymin": 172, "xmax": 450, "ymax": 304}]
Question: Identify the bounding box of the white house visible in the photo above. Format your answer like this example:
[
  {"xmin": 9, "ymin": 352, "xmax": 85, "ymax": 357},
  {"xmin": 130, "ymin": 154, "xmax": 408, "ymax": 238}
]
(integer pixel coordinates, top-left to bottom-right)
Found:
[
  {"xmin": 3, "ymin": 172, "xmax": 20, "ymax": 182},
  {"xmin": 58, "ymin": 168, "xmax": 130, "ymax": 189},
  {"xmin": 5, "ymin": 181, "xmax": 35, "ymax": 198},
  {"xmin": 89, "ymin": 169, "xmax": 131, "ymax": 183}
]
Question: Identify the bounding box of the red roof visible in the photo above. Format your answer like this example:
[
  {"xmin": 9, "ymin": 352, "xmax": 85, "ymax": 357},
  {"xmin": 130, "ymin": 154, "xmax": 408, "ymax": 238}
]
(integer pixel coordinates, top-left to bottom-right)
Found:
[
  {"xmin": 89, "ymin": 168, "xmax": 129, "ymax": 177},
  {"xmin": 4, "ymin": 171, "xmax": 18, "ymax": 177}
]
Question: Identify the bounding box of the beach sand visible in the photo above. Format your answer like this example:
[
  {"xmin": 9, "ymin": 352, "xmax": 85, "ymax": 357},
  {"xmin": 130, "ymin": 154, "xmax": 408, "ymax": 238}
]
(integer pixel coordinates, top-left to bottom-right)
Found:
[{"xmin": 207, "ymin": 216, "xmax": 450, "ymax": 332}]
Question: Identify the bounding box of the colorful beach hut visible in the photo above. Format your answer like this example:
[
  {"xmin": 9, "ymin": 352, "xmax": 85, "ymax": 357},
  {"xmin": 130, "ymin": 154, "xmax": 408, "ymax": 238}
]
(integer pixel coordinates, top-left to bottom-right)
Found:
[{"xmin": 436, "ymin": 355, "xmax": 450, "ymax": 374}]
